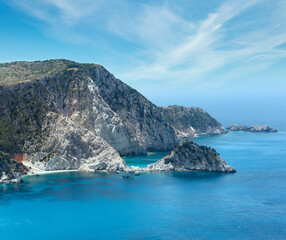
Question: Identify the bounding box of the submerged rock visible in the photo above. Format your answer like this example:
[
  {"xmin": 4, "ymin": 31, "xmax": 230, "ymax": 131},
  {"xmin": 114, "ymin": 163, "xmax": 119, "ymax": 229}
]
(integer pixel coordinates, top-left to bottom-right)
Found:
[
  {"xmin": 122, "ymin": 175, "xmax": 134, "ymax": 179},
  {"xmin": 146, "ymin": 141, "xmax": 236, "ymax": 173}
]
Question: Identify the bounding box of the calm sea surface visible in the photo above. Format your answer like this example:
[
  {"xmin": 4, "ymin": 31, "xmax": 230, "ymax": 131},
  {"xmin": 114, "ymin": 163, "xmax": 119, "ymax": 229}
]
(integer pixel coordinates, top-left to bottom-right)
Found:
[{"xmin": 1, "ymin": 130, "xmax": 286, "ymax": 239}]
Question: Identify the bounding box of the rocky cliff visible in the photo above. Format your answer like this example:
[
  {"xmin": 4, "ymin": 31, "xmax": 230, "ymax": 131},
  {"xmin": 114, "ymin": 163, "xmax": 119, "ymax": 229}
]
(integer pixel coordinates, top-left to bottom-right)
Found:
[
  {"xmin": 0, "ymin": 59, "xmax": 229, "ymax": 180},
  {"xmin": 0, "ymin": 60, "xmax": 178, "ymax": 175},
  {"xmin": 147, "ymin": 141, "xmax": 236, "ymax": 172},
  {"xmin": 161, "ymin": 105, "xmax": 227, "ymax": 139}
]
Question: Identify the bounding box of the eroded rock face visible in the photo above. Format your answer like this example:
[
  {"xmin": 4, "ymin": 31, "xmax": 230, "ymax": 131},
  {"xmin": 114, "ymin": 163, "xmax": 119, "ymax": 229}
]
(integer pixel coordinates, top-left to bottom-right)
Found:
[
  {"xmin": 147, "ymin": 141, "xmax": 236, "ymax": 173},
  {"xmin": 23, "ymin": 112, "xmax": 127, "ymax": 172},
  {"xmin": 161, "ymin": 105, "xmax": 227, "ymax": 139},
  {"xmin": 89, "ymin": 67, "xmax": 178, "ymax": 153}
]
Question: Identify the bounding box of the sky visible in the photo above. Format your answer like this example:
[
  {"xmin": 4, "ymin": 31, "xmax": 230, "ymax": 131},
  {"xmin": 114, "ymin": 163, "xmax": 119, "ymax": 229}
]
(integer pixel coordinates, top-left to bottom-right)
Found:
[{"xmin": 0, "ymin": 0, "xmax": 285, "ymax": 127}]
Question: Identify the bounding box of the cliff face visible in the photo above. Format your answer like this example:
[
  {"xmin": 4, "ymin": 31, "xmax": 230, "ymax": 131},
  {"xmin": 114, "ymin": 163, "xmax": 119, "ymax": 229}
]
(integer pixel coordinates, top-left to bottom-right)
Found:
[
  {"xmin": 161, "ymin": 105, "xmax": 227, "ymax": 139},
  {"xmin": 85, "ymin": 66, "xmax": 178, "ymax": 153},
  {"xmin": 0, "ymin": 60, "xmax": 178, "ymax": 173},
  {"xmin": 147, "ymin": 141, "xmax": 236, "ymax": 173},
  {"xmin": 23, "ymin": 112, "xmax": 127, "ymax": 172},
  {"xmin": 0, "ymin": 59, "xmax": 229, "ymax": 177}
]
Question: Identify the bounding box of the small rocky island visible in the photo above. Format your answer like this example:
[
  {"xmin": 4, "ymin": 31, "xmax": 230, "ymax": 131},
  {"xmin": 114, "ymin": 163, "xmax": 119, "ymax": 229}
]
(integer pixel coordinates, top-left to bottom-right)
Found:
[
  {"xmin": 227, "ymin": 124, "xmax": 277, "ymax": 132},
  {"xmin": 146, "ymin": 141, "xmax": 236, "ymax": 173}
]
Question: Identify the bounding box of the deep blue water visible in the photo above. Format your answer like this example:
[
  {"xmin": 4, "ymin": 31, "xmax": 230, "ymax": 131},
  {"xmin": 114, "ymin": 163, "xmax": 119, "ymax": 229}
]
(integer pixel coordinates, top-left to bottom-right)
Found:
[{"xmin": 1, "ymin": 130, "xmax": 286, "ymax": 240}]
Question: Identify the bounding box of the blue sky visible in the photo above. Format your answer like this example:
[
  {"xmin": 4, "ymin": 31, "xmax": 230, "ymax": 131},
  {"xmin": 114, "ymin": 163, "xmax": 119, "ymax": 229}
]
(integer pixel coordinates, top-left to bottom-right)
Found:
[{"xmin": 0, "ymin": 0, "xmax": 285, "ymax": 125}]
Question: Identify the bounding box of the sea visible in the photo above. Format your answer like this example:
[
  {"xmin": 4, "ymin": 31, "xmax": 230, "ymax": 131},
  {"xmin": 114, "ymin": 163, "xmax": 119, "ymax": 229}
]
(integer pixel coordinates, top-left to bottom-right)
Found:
[{"xmin": 1, "ymin": 127, "xmax": 286, "ymax": 239}]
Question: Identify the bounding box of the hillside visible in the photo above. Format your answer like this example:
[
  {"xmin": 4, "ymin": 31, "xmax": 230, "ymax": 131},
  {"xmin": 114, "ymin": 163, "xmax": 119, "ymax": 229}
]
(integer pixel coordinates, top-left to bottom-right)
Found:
[
  {"xmin": 0, "ymin": 59, "xmax": 227, "ymax": 177},
  {"xmin": 161, "ymin": 105, "xmax": 227, "ymax": 139}
]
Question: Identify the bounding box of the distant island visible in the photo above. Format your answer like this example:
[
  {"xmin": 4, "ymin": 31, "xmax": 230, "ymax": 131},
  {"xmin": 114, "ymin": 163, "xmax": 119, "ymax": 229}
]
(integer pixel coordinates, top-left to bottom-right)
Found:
[
  {"xmin": 0, "ymin": 60, "xmax": 233, "ymax": 183},
  {"xmin": 227, "ymin": 124, "xmax": 278, "ymax": 132}
]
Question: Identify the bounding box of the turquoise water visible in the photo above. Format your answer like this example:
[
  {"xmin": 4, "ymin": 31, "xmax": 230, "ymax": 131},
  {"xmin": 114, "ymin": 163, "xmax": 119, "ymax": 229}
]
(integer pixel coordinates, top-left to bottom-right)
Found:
[
  {"xmin": 1, "ymin": 130, "xmax": 286, "ymax": 239},
  {"xmin": 123, "ymin": 151, "xmax": 168, "ymax": 168}
]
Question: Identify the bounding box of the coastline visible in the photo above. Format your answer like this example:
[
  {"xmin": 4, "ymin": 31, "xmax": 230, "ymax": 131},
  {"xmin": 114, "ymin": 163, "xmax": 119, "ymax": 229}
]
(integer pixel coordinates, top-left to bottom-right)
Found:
[{"xmin": 26, "ymin": 169, "xmax": 79, "ymax": 176}]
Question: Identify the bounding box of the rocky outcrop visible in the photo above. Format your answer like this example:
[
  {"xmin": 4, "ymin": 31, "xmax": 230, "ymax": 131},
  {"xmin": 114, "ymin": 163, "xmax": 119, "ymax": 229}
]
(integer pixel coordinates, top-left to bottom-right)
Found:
[
  {"xmin": 0, "ymin": 151, "xmax": 27, "ymax": 184},
  {"xmin": 161, "ymin": 105, "xmax": 227, "ymax": 139},
  {"xmin": 248, "ymin": 125, "xmax": 277, "ymax": 132},
  {"xmin": 0, "ymin": 172, "xmax": 23, "ymax": 184},
  {"xmin": 226, "ymin": 124, "xmax": 247, "ymax": 131},
  {"xmin": 227, "ymin": 124, "xmax": 277, "ymax": 132},
  {"xmin": 146, "ymin": 141, "xmax": 236, "ymax": 173}
]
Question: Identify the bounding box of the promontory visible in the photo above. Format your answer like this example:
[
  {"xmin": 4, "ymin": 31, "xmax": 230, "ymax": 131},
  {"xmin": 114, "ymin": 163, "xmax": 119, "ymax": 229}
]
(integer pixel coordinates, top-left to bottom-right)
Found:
[{"xmin": 0, "ymin": 59, "xmax": 234, "ymax": 183}]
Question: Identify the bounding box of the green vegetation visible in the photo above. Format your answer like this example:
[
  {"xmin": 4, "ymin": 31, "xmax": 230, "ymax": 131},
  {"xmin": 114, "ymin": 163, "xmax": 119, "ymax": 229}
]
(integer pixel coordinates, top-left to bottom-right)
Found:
[
  {"xmin": 171, "ymin": 140, "xmax": 219, "ymax": 157},
  {"xmin": 0, "ymin": 84, "xmax": 51, "ymax": 154},
  {"xmin": 0, "ymin": 59, "xmax": 67, "ymax": 85},
  {"xmin": 0, "ymin": 59, "xmax": 102, "ymax": 86}
]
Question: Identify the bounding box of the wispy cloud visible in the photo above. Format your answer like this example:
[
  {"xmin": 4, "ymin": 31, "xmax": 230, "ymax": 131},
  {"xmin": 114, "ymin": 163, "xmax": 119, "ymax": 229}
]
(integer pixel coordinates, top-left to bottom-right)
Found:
[
  {"xmin": 11, "ymin": 0, "xmax": 100, "ymax": 25},
  {"xmin": 120, "ymin": 0, "xmax": 286, "ymax": 88},
  {"xmin": 5, "ymin": 0, "xmax": 286, "ymax": 91}
]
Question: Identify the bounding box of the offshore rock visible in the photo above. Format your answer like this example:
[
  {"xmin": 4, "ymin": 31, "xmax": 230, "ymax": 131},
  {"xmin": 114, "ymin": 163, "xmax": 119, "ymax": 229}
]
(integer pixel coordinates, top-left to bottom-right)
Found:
[
  {"xmin": 226, "ymin": 124, "xmax": 248, "ymax": 131},
  {"xmin": 146, "ymin": 141, "xmax": 236, "ymax": 173},
  {"xmin": 227, "ymin": 124, "xmax": 277, "ymax": 132},
  {"xmin": 248, "ymin": 125, "xmax": 277, "ymax": 132}
]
